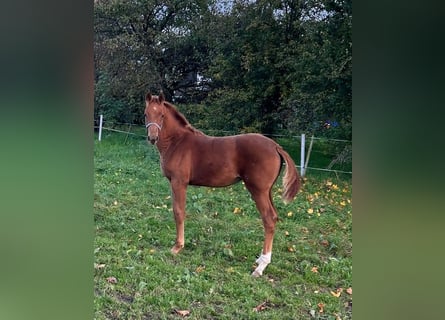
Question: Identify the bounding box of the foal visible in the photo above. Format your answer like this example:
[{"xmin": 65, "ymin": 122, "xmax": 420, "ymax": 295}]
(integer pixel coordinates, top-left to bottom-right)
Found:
[{"xmin": 144, "ymin": 92, "xmax": 301, "ymax": 276}]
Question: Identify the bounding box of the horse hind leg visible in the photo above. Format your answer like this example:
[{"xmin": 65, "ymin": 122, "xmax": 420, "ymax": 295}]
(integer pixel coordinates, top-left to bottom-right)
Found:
[{"xmin": 248, "ymin": 188, "xmax": 278, "ymax": 277}]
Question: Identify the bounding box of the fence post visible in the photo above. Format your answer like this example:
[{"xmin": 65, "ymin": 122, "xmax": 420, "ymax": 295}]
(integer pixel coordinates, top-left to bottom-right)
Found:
[
  {"xmin": 304, "ymin": 135, "xmax": 315, "ymax": 174},
  {"xmin": 300, "ymin": 133, "xmax": 305, "ymax": 177},
  {"xmin": 98, "ymin": 114, "xmax": 103, "ymax": 141}
]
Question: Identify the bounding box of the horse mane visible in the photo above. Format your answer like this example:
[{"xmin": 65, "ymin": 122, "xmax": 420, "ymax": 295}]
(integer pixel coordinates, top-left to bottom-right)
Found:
[{"xmin": 163, "ymin": 101, "xmax": 204, "ymax": 136}]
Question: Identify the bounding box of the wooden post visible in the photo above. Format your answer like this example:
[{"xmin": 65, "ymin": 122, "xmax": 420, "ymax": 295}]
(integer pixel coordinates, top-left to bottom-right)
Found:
[
  {"xmin": 124, "ymin": 124, "xmax": 132, "ymax": 144},
  {"xmin": 98, "ymin": 114, "xmax": 103, "ymax": 141}
]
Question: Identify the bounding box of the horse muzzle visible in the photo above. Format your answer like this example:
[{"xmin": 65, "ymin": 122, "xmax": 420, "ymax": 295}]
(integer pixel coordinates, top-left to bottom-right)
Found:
[
  {"xmin": 149, "ymin": 136, "xmax": 159, "ymax": 144},
  {"xmin": 146, "ymin": 122, "xmax": 162, "ymax": 145}
]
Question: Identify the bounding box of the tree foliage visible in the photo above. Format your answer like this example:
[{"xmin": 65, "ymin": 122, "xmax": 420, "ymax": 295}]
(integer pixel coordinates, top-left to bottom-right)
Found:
[{"xmin": 94, "ymin": 0, "xmax": 351, "ymax": 139}]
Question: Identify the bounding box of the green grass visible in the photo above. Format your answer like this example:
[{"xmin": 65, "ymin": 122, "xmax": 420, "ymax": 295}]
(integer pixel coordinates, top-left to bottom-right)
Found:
[{"xmin": 94, "ymin": 132, "xmax": 352, "ymax": 319}]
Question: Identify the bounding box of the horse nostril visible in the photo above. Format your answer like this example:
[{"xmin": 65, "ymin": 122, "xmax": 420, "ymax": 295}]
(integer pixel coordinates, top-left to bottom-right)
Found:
[{"xmin": 149, "ymin": 136, "xmax": 159, "ymax": 145}]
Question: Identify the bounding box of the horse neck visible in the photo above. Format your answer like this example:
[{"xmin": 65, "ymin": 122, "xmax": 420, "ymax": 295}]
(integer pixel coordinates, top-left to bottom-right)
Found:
[{"xmin": 156, "ymin": 114, "xmax": 187, "ymax": 154}]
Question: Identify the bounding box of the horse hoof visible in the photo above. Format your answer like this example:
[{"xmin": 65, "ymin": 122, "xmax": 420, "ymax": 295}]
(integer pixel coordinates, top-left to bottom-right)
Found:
[
  {"xmin": 170, "ymin": 244, "xmax": 184, "ymax": 255},
  {"xmin": 251, "ymin": 270, "xmax": 262, "ymax": 277}
]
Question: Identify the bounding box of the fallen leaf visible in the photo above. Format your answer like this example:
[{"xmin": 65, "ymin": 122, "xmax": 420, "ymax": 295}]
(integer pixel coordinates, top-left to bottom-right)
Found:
[
  {"xmin": 174, "ymin": 309, "xmax": 190, "ymax": 317},
  {"xmin": 106, "ymin": 276, "xmax": 117, "ymax": 284},
  {"xmin": 309, "ymin": 309, "xmax": 316, "ymax": 318},
  {"xmin": 339, "ymin": 201, "xmax": 346, "ymax": 206},
  {"xmin": 311, "ymin": 266, "xmax": 319, "ymax": 273},
  {"xmin": 346, "ymin": 287, "xmax": 352, "ymax": 295},
  {"xmin": 307, "ymin": 208, "xmax": 314, "ymax": 214},
  {"xmin": 284, "ymin": 231, "xmax": 290, "ymax": 236},
  {"xmin": 253, "ymin": 301, "xmax": 267, "ymax": 312},
  {"xmin": 233, "ymin": 207, "xmax": 241, "ymax": 214},
  {"xmin": 330, "ymin": 287, "xmax": 343, "ymax": 297},
  {"xmin": 195, "ymin": 265, "xmax": 205, "ymax": 273},
  {"xmin": 288, "ymin": 246, "xmax": 295, "ymax": 252},
  {"xmin": 317, "ymin": 302, "xmax": 325, "ymax": 313},
  {"xmin": 94, "ymin": 263, "xmax": 106, "ymax": 270},
  {"xmin": 287, "ymin": 211, "xmax": 293, "ymax": 217},
  {"xmin": 320, "ymin": 240, "xmax": 329, "ymax": 247}
]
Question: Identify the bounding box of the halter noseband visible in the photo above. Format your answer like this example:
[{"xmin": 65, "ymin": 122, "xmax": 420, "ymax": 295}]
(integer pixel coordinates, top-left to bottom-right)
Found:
[{"xmin": 145, "ymin": 122, "xmax": 162, "ymax": 130}]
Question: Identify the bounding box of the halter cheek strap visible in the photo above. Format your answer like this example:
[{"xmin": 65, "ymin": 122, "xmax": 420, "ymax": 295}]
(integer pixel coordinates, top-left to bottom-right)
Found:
[{"xmin": 145, "ymin": 122, "xmax": 162, "ymax": 130}]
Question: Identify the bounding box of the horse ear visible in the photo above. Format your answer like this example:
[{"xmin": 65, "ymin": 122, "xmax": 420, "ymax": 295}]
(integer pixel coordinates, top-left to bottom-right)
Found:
[
  {"xmin": 145, "ymin": 92, "xmax": 152, "ymax": 102},
  {"xmin": 159, "ymin": 91, "xmax": 165, "ymax": 103}
]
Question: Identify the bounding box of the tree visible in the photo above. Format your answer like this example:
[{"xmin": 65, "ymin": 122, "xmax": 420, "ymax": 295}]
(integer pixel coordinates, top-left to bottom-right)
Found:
[
  {"xmin": 94, "ymin": 0, "xmax": 210, "ymax": 123},
  {"xmin": 278, "ymin": 0, "xmax": 352, "ymax": 138},
  {"xmin": 94, "ymin": 0, "xmax": 352, "ymax": 139}
]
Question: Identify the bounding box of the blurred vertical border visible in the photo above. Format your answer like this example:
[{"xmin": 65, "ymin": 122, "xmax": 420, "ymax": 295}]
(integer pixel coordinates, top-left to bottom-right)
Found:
[
  {"xmin": 355, "ymin": 0, "xmax": 444, "ymax": 319},
  {"xmin": 0, "ymin": 1, "xmax": 93, "ymax": 319}
]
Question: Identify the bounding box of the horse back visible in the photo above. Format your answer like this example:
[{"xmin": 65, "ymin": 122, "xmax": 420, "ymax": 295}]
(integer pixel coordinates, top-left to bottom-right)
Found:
[{"xmin": 178, "ymin": 133, "xmax": 281, "ymax": 187}]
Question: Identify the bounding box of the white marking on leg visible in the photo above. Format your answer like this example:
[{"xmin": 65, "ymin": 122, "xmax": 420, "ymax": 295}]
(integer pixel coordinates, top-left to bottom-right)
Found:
[{"xmin": 251, "ymin": 252, "xmax": 271, "ymax": 277}]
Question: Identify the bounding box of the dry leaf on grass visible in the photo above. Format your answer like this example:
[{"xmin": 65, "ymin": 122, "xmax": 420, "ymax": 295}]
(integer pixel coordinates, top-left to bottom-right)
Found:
[
  {"xmin": 330, "ymin": 287, "xmax": 343, "ymax": 297},
  {"xmin": 253, "ymin": 301, "xmax": 267, "ymax": 312},
  {"xmin": 106, "ymin": 276, "xmax": 117, "ymax": 284},
  {"xmin": 195, "ymin": 265, "xmax": 205, "ymax": 273},
  {"xmin": 317, "ymin": 302, "xmax": 325, "ymax": 313},
  {"xmin": 320, "ymin": 240, "xmax": 329, "ymax": 247},
  {"xmin": 346, "ymin": 287, "xmax": 352, "ymax": 295},
  {"xmin": 173, "ymin": 309, "xmax": 190, "ymax": 317}
]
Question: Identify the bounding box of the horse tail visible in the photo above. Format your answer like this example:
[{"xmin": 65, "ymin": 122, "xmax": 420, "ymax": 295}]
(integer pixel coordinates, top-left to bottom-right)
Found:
[{"xmin": 276, "ymin": 146, "xmax": 301, "ymax": 204}]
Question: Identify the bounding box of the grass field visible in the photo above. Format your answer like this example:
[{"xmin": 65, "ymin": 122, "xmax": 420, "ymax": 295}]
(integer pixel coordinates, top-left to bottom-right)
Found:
[{"xmin": 94, "ymin": 132, "xmax": 352, "ymax": 319}]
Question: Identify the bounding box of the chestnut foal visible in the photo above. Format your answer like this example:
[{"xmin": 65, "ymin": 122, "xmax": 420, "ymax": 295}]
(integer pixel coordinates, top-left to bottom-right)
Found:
[{"xmin": 144, "ymin": 92, "xmax": 300, "ymax": 276}]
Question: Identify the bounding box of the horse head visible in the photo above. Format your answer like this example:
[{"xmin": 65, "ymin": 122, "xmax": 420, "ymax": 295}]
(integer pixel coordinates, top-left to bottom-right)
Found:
[{"xmin": 144, "ymin": 92, "xmax": 165, "ymax": 144}]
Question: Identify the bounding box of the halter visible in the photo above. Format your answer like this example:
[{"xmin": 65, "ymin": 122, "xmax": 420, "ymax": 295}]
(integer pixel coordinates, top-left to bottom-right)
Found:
[{"xmin": 145, "ymin": 122, "xmax": 162, "ymax": 130}]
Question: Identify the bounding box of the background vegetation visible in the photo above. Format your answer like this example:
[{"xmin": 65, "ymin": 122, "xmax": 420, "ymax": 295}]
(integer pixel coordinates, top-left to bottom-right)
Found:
[{"xmin": 94, "ymin": 0, "xmax": 351, "ymax": 139}]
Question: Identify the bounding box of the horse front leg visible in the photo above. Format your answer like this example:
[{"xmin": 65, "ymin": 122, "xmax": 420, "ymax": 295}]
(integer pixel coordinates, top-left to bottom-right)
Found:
[{"xmin": 170, "ymin": 180, "xmax": 187, "ymax": 254}]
